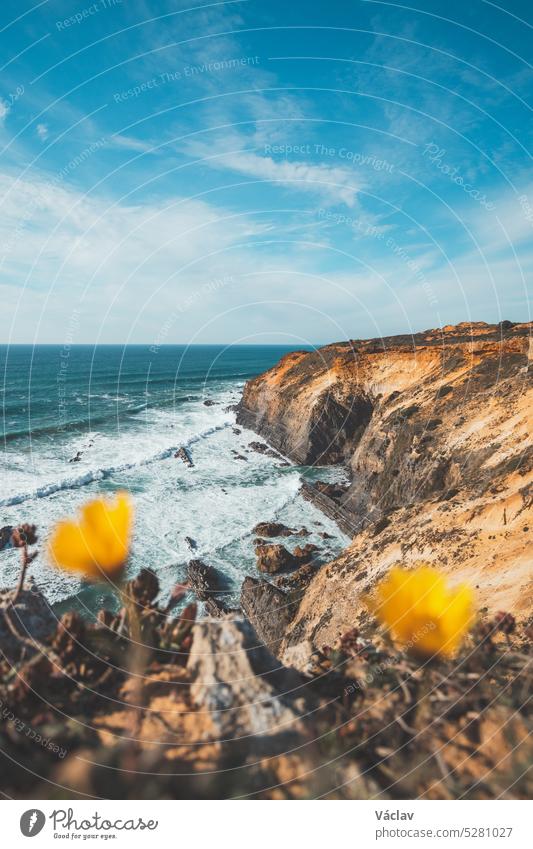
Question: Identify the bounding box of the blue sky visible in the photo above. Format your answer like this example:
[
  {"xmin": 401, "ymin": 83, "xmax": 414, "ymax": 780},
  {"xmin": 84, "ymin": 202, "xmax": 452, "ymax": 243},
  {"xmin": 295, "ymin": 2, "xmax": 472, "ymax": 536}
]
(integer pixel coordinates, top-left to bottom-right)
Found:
[{"xmin": 0, "ymin": 0, "xmax": 531, "ymax": 344}]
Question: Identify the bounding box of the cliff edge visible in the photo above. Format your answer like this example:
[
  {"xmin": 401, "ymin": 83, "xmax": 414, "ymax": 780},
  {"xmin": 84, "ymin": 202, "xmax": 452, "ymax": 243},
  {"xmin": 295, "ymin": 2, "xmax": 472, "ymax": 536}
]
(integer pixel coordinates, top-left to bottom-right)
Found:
[{"xmin": 237, "ymin": 321, "xmax": 533, "ymax": 655}]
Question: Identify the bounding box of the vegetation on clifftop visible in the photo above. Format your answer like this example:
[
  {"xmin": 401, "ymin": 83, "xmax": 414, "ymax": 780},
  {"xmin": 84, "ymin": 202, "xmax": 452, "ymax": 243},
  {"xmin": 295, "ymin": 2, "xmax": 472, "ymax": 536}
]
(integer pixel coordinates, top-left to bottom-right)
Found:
[{"xmin": 0, "ymin": 502, "xmax": 531, "ymax": 799}]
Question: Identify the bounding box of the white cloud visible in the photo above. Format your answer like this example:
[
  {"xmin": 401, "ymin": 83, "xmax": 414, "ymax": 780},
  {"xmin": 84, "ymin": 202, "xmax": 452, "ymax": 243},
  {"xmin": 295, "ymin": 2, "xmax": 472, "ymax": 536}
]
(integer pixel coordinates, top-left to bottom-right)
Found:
[
  {"xmin": 36, "ymin": 123, "xmax": 49, "ymax": 141},
  {"xmin": 200, "ymin": 149, "xmax": 362, "ymax": 207},
  {"xmin": 109, "ymin": 133, "xmax": 157, "ymax": 154},
  {"xmin": 0, "ymin": 157, "xmax": 528, "ymax": 345},
  {"xmin": 0, "ymin": 99, "xmax": 9, "ymax": 123},
  {"xmin": 0, "ymin": 168, "xmax": 300, "ymax": 342},
  {"xmin": 468, "ymin": 182, "xmax": 533, "ymax": 253}
]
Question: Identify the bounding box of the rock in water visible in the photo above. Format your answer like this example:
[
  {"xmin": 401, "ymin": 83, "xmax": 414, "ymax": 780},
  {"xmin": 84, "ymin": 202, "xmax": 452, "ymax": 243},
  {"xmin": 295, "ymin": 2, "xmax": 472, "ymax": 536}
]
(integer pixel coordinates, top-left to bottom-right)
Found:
[
  {"xmin": 0, "ymin": 526, "xmax": 13, "ymax": 551},
  {"xmin": 187, "ymin": 559, "xmax": 222, "ymax": 600},
  {"xmin": 248, "ymin": 441, "xmax": 281, "ymax": 458},
  {"xmin": 240, "ymin": 576, "xmax": 295, "ymax": 653},
  {"xmin": 204, "ymin": 597, "xmax": 239, "ymax": 618},
  {"xmin": 255, "ymin": 543, "xmax": 297, "ymax": 574},
  {"xmin": 252, "ymin": 521, "xmax": 296, "ymax": 537},
  {"xmin": 185, "ymin": 536, "xmax": 197, "ymax": 551},
  {"xmin": 174, "ymin": 447, "xmax": 194, "ymax": 467},
  {"xmin": 293, "ymin": 543, "xmax": 321, "ymax": 563}
]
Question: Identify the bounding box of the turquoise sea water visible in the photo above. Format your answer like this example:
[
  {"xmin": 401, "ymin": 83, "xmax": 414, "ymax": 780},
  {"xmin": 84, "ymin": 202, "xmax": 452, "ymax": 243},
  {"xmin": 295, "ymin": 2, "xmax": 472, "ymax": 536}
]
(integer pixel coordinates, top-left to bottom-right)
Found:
[{"xmin": 0, "ymin": 345, "xmax": 349, "ymax": 613}]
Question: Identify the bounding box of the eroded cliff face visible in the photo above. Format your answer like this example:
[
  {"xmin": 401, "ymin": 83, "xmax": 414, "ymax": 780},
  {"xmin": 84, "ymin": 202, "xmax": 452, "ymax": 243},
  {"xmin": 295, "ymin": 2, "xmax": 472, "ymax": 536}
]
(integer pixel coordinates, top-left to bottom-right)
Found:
[{"xmin": 237, "ymin": 321, "xmax": 533, "ymax": 657}]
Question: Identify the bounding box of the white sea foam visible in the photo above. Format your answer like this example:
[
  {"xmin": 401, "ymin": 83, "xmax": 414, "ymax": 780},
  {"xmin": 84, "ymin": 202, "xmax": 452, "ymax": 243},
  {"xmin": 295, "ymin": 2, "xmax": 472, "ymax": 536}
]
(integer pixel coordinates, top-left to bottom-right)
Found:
[
  {"xmin": 0, "ymin": 384, "xmax": 349, "ymax": 605},
  {"xmin": 0, "ymin": 421, "xmax": 233, "ymax": 507}
]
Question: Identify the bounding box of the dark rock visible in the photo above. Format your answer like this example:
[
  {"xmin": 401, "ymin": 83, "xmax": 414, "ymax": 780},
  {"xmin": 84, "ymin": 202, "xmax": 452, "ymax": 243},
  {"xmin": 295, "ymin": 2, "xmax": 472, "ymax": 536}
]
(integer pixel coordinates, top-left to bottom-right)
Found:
[
  {"xmin": 306, "ymin": 391, "xmax": 373, "ymax": 464},
  {"xmin": 0, "ymin": 526, "xmax": 13, "ymax": 552},
  {"xmin": 225, "ymin": 404, "xmax": 239, "ymax": 413},
  {"xmin": 437, "ymin": 384, "xmax": 453, "ymax": 397},
  {"xmin": 240, "ymin": 577, "xmax": 295, "ymax": 652},
  {"xmin": 311, "ymin": 481, "xmax": 350, "ymax": 500},
  {"xmin": 318, "ymin": 531, "xmax": 334, "ymax": 539},
  {"xmin": 203, "ymin": 399, "xmax": 217, "ymax": 407},
  {"xmin": 69, "ymin": 451, "xmax": 82, "ymax": 463},
  {"xmin": 248, "ymin": 441, "xmax": 281, "ymax": 459},
  {"xmin": 185, "ymin": 536, "xmax": 197, "ymax": 551},
  {"xmin": 248, "ymin": 441, "xmax": 270, "ymax": 454},
  {"xmin": 372, "ymin": 517, "xmax": 391, "ymax": 536},
  {"xmin": 204, "ymin": 597, "xmax": 239, "ymax": 618},
  {"xmin": 300, "ymin": 482, "xmax": 358, "ymax": 537},
  {"xmin": 187, "ymin": 560, "xmax": 223, "ymax": 600},
  {"xmin": 255, "ymin": 544, "xmax": 297, "ymax": 574},
  {"xmin": 293, "ymin": 543, "xmax": 320, "ymax": 563},
  {"xmin": 175, "ymin": 447, "xmax": 194, "ymax": 467},
  {"xmin": 232, "ymin": 427, "xmax": 241, "ymax": 435},
  {"xmin": 252, "ymin": 521, "xmax": 295, "ymax": 538}
]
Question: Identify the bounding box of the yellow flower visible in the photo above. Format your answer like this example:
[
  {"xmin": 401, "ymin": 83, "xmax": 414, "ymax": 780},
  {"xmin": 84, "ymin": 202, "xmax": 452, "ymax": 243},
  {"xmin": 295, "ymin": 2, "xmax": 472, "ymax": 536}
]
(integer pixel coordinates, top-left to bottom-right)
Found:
[
  {"xmin": 48, "ymin": 492, "xmax": 133, "ymax": 580},
  {"xmin": 373, "ymin": 565, "xmax": 474, "ymax": 658}
]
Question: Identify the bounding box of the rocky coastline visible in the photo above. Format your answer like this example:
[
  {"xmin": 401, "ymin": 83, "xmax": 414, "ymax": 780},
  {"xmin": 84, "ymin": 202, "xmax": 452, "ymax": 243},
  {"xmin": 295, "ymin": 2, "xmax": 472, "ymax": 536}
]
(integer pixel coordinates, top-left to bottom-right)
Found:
[
  {"xmin": 0, "ymin": 321, "xmax": 531, "ymax": 799},
  {"xmin": 236, "ymin": 320, "xmax": 533, "ymax": 657}
]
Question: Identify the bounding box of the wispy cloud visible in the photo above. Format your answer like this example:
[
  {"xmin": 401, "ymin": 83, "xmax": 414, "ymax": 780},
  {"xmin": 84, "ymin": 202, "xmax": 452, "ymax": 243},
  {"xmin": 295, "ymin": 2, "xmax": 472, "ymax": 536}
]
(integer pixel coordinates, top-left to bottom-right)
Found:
[
  {"xmin": 109, "ymin": 133, "xmax": 158, "ymax": 154},
  {"xmin": 203, "ymin": 149, "xmax": 362, "ymax": 207}
]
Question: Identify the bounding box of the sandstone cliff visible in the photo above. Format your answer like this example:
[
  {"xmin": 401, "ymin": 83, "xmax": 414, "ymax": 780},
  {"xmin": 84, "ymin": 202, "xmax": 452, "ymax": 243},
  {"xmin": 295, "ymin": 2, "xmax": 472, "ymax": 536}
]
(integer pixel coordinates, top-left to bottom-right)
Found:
[{"xmin": 237, "ymin": 321, "xmax": 533, "ymax": 657}]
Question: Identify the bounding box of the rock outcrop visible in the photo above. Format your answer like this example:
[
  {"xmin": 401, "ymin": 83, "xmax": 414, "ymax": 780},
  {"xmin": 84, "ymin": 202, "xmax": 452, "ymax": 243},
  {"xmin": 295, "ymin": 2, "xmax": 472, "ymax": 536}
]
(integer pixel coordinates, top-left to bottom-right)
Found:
[
  {"xmin": 255, "ymin": 543, "xmax": 296, "ymax": 574},
  {"xmin": 188, "ymin": 618, "xmax": 312, "ymax": 755},
  {"xmin": 174, "ymin": 447, "xmax": 194, "ymax": 467},
  {"xmin": 204, "ymin": 597, "xmax": 239, "ymax": 618},
  {"xmin": 0, "ymin": 526, "xmax": 12, "ymax": 552},
  {"xmin": 253, "ymin": 521, "xmax": 295, "ymax": 537},
  {"xmin": 237, "ymin": 321, "xmax": 533, "ymax": 651},
  {"xmin": 248, "ymin": 440, "xmax": 281, "ymax": 458},
  {"xmin": 254, "ymin": 541, "xmax": 321, "ymax": 574},
  {"xmin": 187, "ymin": 559, "xmax": 224, "ymax": 600},
  {"xmin": 240, "ymin": 576, "xmax": 295, "ymax": 653}
]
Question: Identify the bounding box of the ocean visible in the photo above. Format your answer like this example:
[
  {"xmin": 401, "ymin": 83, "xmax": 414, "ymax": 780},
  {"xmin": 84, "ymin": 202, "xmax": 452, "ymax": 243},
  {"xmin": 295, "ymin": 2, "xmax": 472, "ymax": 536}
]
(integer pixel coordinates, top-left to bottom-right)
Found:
[{"xmin": 0, "ymin": 344, "xmax": 349, "ymax": 615}]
